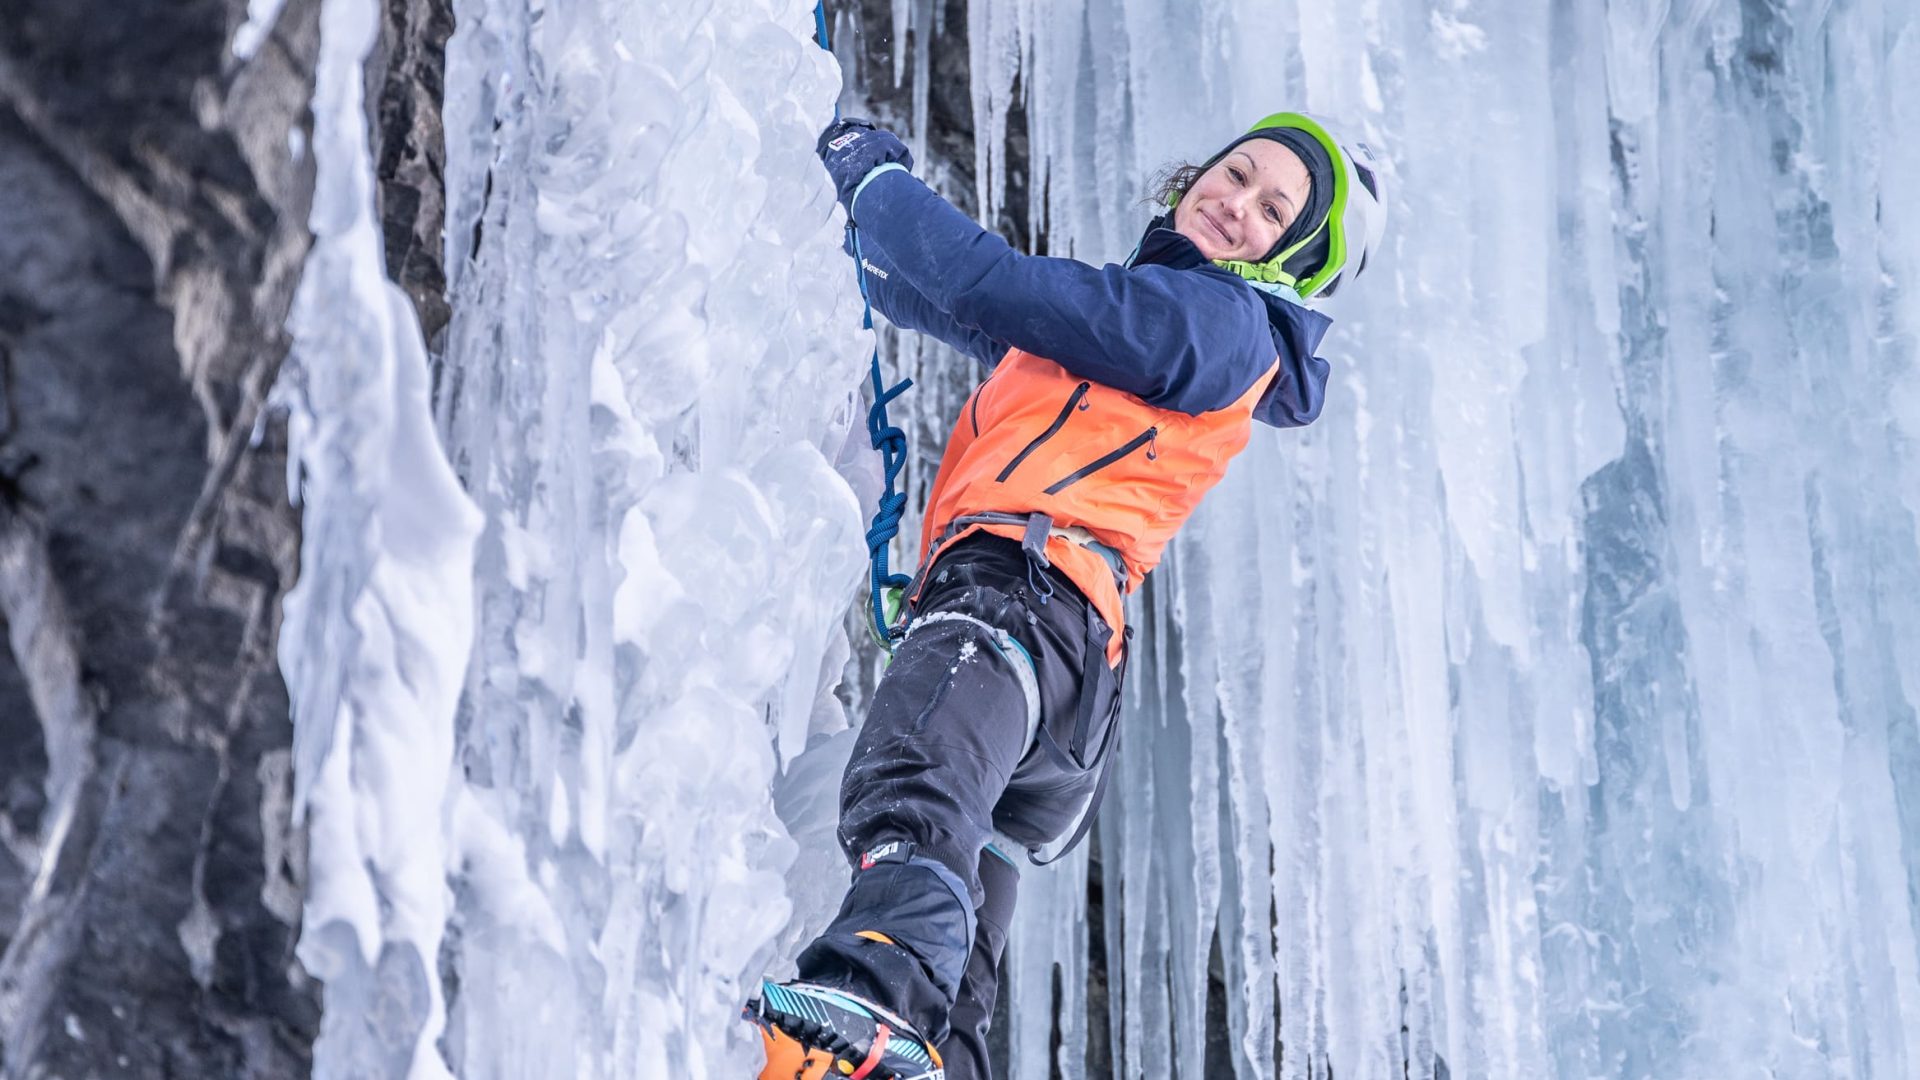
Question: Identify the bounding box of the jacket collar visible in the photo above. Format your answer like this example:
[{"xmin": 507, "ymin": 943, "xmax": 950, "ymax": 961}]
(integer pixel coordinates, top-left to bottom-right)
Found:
[
  {"xmin": 1130, "ymin": 217, "xmax": 1330, "ymax": 341},
  {"xmin": 1128, "ymin": 220, "xmax": 1214, "ymax": 271},
  {"xmin": 1129, "ymin": 216, "xmax": 1334, "ymax": 429}
]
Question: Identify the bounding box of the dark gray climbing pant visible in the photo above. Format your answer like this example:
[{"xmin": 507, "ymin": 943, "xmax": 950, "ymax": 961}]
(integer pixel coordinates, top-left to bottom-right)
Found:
[{"xmin": 795, "ymin": 535, "xmax": 1125, "ymax": 1079}]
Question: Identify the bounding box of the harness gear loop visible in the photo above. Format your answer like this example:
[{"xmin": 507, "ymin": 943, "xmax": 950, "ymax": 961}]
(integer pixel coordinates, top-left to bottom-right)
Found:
[{"xmin": 1020, "ymin": 513, "xmax": 1055, "ymax": 604}]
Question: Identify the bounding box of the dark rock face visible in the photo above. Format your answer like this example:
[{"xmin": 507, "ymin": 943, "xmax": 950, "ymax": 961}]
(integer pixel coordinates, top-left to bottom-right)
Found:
[
  {"xmin": 368, "ymin": 0, "xmax": 454, "ymax": 349},
  {"xmin": 0, "ymin": 0, "xmax": 451, "ymax": 1069},
  {"xmin": 0, "ymin": 0, "xmax": 330, "ymax": 1073}
]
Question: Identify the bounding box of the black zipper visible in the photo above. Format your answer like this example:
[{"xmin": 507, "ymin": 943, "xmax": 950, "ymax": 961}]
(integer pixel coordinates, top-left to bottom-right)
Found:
[
  {"xmin": 1043, "ymin": 427, "xmax": 1159, "ymax": 495},
  {"xmin": 995, "ymin": 382, "xmax": 1091, "ymax": 482},
  {"xmin": 970, "ymin": 362, "xmax": 1010, "ymax": 437}
]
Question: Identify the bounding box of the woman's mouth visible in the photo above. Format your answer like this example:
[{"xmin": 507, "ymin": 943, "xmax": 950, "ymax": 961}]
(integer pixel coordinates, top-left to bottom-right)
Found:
[{"xmin": 1199, "ymin": 209, "xmax": 1232, "ymax": 248}]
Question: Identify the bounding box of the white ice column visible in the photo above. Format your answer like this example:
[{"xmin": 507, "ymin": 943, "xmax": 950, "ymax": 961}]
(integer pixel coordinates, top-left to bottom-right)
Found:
[{"xmin": 280, "ymin": 0, "xmax": 484, "ymax": 1076}]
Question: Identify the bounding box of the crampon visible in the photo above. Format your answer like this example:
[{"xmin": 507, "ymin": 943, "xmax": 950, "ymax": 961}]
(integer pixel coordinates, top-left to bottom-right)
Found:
[{"xmin": 744, "ymin": 981, "xmax": 944, "ymax": 1080}]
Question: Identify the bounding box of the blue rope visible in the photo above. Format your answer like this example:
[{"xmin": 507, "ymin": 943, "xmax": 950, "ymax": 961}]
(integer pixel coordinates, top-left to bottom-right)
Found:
[
  {"xmin": 853, "ymin": 228, "xmax": 915, "ymax": 642},
  {"xmin": 816, "ymin": 3, "xmax": 840, "ymax": 123},
  {"xmin": 817, "ymin": 2, "xmax": 914, "ymax": 645}
]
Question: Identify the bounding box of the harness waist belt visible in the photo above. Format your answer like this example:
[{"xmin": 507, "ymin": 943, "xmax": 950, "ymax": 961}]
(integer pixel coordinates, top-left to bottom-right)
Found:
[{"xmin": 921, "ymin": 512, "xmax": 1127, "ymax": 591}]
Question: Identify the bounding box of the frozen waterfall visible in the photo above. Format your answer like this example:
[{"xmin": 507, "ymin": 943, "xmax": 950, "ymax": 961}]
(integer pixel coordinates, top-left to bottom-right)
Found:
[{"xmin": 280, "ymin": 0, "xmax": 1920, "ymax": 1078}]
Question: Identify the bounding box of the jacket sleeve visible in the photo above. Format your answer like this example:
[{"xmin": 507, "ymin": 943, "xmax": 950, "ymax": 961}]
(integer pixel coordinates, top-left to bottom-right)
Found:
[
  {"xmin": 848, "ymin": 167, "xmax": 1276, "ymax": 415},
  {"xmin": 842, "ymin": 227, "xmax": 1010, "ymax": 371}
]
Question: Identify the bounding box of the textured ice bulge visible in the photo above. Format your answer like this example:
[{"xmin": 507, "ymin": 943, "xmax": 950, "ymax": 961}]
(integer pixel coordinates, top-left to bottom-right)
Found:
[{"xmin": 431, "ymin": 0, "xmax": 866, "ymax": 1075}]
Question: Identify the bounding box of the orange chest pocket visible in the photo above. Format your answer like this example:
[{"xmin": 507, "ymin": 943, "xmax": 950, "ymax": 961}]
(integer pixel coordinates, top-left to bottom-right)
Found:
[{"xmin": 974, "ymin": 376, "xmax": 1164, "ymax": 494}]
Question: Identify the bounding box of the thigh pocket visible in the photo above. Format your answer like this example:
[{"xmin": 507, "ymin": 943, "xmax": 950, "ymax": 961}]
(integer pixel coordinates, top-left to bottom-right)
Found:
[{"xmin": 1032, "ymin": 606, "xmax": 1129, "ymax": 775}]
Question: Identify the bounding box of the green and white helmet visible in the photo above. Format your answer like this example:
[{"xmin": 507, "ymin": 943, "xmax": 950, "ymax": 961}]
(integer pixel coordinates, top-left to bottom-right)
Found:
[{"xmin": 1173, "ymin": 112, "xmax": 1388, "ymax": 302}]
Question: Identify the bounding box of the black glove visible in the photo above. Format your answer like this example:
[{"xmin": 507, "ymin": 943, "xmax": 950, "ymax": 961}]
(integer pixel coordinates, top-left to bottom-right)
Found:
[{"xmin": 816, "ymin": 118, "xmax": 914, "ymax": 211}]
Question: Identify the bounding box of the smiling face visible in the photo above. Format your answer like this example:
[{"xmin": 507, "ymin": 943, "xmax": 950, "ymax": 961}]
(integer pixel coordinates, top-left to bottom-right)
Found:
[{"xmin": 1173, "ymin": 138, "xmax": 1314, "ymax": 263}]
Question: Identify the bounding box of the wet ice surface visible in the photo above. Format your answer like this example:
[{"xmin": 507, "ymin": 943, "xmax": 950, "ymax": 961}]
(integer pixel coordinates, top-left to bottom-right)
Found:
[{"xmin": 283, "ymin": 0, "xmax": 1920, "ymax": 1077}]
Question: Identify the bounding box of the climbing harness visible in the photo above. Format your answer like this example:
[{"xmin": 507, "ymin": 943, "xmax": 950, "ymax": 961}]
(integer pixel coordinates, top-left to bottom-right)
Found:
[
  {"xmin": 901, "ymin": 510, "xmax": 1129, "ymax": 614},
  {"xmin": 815, "ymin": 1, "xmax": 915, "ymax": 648}
]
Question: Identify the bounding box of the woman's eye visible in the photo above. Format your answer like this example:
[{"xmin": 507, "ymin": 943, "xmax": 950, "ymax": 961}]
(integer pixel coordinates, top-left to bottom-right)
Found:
[
  {"xmin": 1265, "ymin": 205, "xmax": 1282, "ymax": 224},
  {"xmin": 1228, "ymin": 167, "xmax": 1245, "ymax": 184}
]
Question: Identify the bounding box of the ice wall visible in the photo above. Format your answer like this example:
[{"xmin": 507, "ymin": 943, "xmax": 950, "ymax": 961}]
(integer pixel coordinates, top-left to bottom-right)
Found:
[
  {"xmin": 287, "ymin": 0, "xmax": 870, "ymax": 1076},
  {"xmin": 898, "ymin": 2, "xmax": 1920, "ymax": 1078},
  {"xmin": 425, "ymin": 0, "xmax": 871, "ymax": 1075}
]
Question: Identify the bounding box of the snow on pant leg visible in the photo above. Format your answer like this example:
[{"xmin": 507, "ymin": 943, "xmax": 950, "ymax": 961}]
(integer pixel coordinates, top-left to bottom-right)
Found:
[
  {"xmin": 939, "ymin": 846, "xmax": 1018, "ymax": 1080},
  {"xmin": 796, "ymin": 588, "xmax": 1034, "ymax": 1043}
]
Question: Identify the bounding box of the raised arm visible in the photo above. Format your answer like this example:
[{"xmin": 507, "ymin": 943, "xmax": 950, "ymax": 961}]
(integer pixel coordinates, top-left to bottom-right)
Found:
[
  {"xmin": 842, "ymin": 226, "xmax": 1009, "ymax": 371},
  {"xmin": 816, "ymin": 120, "xmax": 1329, "ymax": 417},
  {"xmin": 846, "ymin": 166, "xmax": 1281, "ymax": 415}
]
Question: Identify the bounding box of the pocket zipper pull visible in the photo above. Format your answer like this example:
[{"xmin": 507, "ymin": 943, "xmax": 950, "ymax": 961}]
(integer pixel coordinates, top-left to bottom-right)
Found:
[{"xmin": 1145, "ymin": 428, "xmax": 1159, "ymax": 461}]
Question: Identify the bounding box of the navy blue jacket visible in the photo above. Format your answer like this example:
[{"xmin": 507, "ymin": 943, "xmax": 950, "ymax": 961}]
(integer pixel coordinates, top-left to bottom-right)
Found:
[{"xmin": 844, "ymin": 165, "xmax": 1332, "ymax": 427}]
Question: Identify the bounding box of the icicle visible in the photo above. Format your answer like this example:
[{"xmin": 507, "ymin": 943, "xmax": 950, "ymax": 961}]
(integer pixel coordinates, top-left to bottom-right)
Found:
[{"xmin": 280, "ymin": 0, "xmax": 483, "ymax": 1076}]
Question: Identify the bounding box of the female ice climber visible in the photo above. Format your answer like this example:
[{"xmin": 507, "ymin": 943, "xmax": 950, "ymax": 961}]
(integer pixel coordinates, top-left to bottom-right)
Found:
[{"xmin": 748, "ymin": 112, "xmax": 1386, "ymax": 1080}]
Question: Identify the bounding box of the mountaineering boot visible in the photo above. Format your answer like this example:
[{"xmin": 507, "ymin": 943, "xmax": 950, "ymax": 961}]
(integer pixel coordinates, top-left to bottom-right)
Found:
[{"xmin": 745, "ymin": 978, "xmax": 945, "ymax": 1079}]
